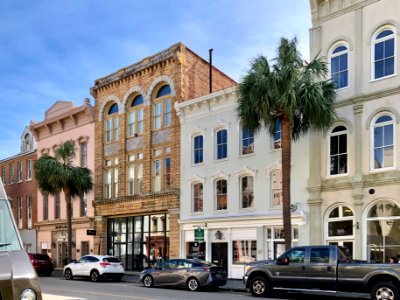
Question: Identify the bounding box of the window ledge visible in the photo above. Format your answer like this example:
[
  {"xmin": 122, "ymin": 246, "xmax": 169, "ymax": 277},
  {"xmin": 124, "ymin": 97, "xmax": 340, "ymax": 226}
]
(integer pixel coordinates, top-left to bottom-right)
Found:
[
  {"xmin": 214, "ymin": 209, "xmax": 228, "ymax": 214},
  {"xmin": 239, "ymin": 207, "xmax": 255, "ymax": 212},
  {"xmin": 325, "ymin": 173, "xmax": 349, "ymax": 179},
  {"xmin": 215, "ymin": 158, "xmax": 229, "ymax": 163},
  {"xmin": 370, "ymin": 73, "xmax": 398, "ymax": 83},
  {"xmin": 370, "ymin": 167, "xmax": 396, "ymax": 174},
  {"xmin": 191, "ymin": 211, "xmax": 204, "ymax": 216},
  {"xmin": 335, "ymin": 86, "xmax": 350, "ymax": 92},
  {"xmin": 192, "ymin": 162, "xmax": 205, "ymax": 167},
  {"xmin": 239, "ymin": 153, "xmax": 255, "ymax": 158}
]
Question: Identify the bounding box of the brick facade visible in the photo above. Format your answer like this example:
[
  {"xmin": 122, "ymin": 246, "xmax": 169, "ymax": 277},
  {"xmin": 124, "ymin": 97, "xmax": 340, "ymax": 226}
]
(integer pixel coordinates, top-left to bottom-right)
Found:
[{"xmin": 91, "ymin": 43, "xmax": 236, "ymax": 266}]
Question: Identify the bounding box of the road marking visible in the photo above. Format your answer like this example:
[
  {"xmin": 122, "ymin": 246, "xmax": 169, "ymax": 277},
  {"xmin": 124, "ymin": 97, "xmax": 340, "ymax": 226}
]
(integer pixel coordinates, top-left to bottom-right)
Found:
[
  {"xmin": 43, "ymin": 295, "xmax": 84, "ymax": 300},
  {"xmin": 43, "ymin": 288, "xmax": 156, "ymax": 300}
]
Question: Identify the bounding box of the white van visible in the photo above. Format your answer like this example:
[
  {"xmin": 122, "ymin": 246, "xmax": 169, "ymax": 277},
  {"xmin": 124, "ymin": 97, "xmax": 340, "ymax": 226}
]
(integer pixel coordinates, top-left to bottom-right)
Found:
[{"xmin": 0, "ymin": 180, "xmax": 42, "ymax": 300}]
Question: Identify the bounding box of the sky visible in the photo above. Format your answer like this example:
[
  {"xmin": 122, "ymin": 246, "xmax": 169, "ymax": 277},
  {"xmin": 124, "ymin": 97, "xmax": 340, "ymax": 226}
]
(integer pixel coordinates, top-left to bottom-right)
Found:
[{"xmin": 0, "ymin": 1, "xmax": 311, "ymax": 159}]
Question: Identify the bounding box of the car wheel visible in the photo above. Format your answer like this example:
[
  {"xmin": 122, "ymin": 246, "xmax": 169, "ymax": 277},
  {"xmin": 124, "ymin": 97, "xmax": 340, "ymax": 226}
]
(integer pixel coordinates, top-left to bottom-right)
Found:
[
  {"xmin": 371, "ymin": 282, "xmax": 399, "ymax": 300},
  {"xmin": 187, "ymin": 277, "xmax": 200, "ymax": 292},
  {"xmin": 250, "ymin": 276, "xmax": 270, "ymax": 297},
  {"xmin": 143, "ymin": 275, "xmax": 154, "ymax": 288},
  {"xmin": 64, "ymin": 269, "xmax": 73, "ymax": 280},
  {"xmin": 90, "ymin": 270, "xmax": 100, "ymax": 282}
]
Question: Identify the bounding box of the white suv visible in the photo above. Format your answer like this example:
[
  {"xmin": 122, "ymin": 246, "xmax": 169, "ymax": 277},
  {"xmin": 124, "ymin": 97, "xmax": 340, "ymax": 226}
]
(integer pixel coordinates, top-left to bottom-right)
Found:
[{"xmin": 63, "ymin": 255, "xmax": 125, "ymax": 282}]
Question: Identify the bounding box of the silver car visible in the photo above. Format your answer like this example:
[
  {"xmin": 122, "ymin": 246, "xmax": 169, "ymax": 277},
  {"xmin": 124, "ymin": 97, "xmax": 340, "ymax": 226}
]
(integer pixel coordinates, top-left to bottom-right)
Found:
[
  {"xmin": 0, "ymin": 181, "xmax": 42, "ymax": 300},
  {"xmin": 139, "ymin": 259, "xmax": 226, "ymax": 291}
]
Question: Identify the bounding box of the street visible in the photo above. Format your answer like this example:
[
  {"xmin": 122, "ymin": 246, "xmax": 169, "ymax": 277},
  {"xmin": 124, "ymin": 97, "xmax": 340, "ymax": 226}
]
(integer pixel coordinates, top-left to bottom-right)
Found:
[{"xmin": 39, "ymin": 274, "xmax": 370, "ymax": 300}]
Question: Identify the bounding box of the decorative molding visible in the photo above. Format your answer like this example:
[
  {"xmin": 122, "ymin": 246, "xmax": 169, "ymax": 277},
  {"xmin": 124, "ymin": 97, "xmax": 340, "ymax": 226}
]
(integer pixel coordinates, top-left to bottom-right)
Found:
[
  {"xmin": 122, "ymin": 85, "xmax": 146, "ymax": 111},
  {"xmin": 98, "ymin": 95, "xmax": 121, "ymax": 121},
  {"xmin": 365, "ymin": 107, "xmax": 400, "ymax": 129}
]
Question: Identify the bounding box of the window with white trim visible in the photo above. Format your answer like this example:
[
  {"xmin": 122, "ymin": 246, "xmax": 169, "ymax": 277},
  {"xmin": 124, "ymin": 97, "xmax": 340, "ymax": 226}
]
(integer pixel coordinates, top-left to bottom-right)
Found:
[
  {"xmin": 17, "ymin": 196, "xmax": 23, "ymax": 229},
  {"xmin": 372, "ymin": 28, "xmax": 395, "ymax": 79},
  {"xmin": 216, "ymin": 129, "xmax": 228, "ymax": 159},
  {"xmin": 192, "ymin": 182, "xmax": 203, "ymax": 213},
  {"xmin": 330, "ymin": 45, "xmax": 348, "ymax": 89},
  {"xmin": 17, "ymin": 161, "xmax": 22, "ymax": 182},
  {"xmin": 127, "ymin": 153, "xmax": 143, "ymax": 196},
  {"xmin": 152, "ymin": 85, "xmax": 172, "ymax": 131},
  {"xmin": 104, "ymin": 103, "xmax": 119, "ymax": 143},
  {"xmin": 9, "ymin": 165, "xmax": 14, "ymax": 184},
  {"xmin": 152, "ymin": 148, "xmax": 171, "ymax": 192},
  {"xmin": 1, "ymin": 166, "xmax": 6, "ymax": 184},
  {"xmin": 104, "ymin": 158, "xmax": 118, "ymax": 199},
  {"xmin": 271, "ymin": 169, "xmax": 282, "ymax": 208},
  {"xmin": 241, "ymin": 127, "xmax": 254, "ymax": 155},
  {"xmin": 372, "ymin": 114, "xmax": 394, "ymax": 170},
  {"xmin": 273, "ymin": 118, "xmax": 282, "ymax": 149},
  {"xmin": 27, "ymin": 196, "xmax": 32, "ymax": 229},
  {"xmin": 26, "ymin": 159, "xmax": 32, "ymax": 180},
  {"xmin": 127, "ymin": 95, "xmax": 144, "ymax": 137},
  {"xmin": 216, "ymin": 179, "xmax": 227, "ymax": 210},
  {"xmin": 329, "ymin": 125, "xmax": 348, "ymax": 175},
  {"xmin": 80, "ymin": 142, "xmax": 87, "ymax": 167},
  {"xmin": 240, "ymin": 175, "xmax": 254, "ymax": 208},
  {"xmin": 193, "ymin": 135, "xmax": 203, "ymax": 164},
  {"xmin": 80, "ymin": 193, "xmax": 87, "ymax": 217}
]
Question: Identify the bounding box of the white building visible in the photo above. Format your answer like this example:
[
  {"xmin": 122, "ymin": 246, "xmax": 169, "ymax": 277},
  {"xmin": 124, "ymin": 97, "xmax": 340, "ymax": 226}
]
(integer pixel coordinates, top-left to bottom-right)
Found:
[
  {"xmin": 308, "ymin": 0, "xmax": 400, "ymax": 262},
  {"xmin": 176, "ymin": 87, "xmax": 309, "ymax": 279}
]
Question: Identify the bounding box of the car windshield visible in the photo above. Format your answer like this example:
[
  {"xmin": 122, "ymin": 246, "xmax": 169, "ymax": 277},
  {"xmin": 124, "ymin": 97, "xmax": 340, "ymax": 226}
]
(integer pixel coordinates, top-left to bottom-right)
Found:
[{"xmin": 0, "ymin": 183, "xmax": 22, "ymax": 251}]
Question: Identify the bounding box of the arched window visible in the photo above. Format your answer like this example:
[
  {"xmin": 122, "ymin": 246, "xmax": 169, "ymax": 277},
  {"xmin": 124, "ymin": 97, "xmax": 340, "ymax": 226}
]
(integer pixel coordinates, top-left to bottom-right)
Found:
[
  {"xmin": 240, "ymin": 176, "xmax": 254, "ymax": 208},
  {"xmin": 153, "ymin": 84, "xmax": 171, "ymax": 130},
  {"xmin": 371, "ymin": 114, "xmax": 394, "ymax": 170},
  {"xmin": 330, "ymin": 44, "xmax": 348, "ymax": 89},
  {"xmin": 104, "ymin": 103, "xmax": 119, "ymax": 143},
  {"xmin": 192, "ymin": 182, "xmax": 203, "ymax": 213},
  {"xmin": 366, "ymin": 200, "xmax": 400, "ymax": 262},
  {"xmin": 326, "ymin": 205, "xmax": 354, "ymax": 258},
  {"xmin": 193, "ymin": 135, "xmax": 203, "ymax": 164},
  {"xmin": 127, "ymin": 95, "xmax": 144, "ymax": 137},
  {"xmin": 216, "ymin": 179, "xmax": 227, "ymax": 210},
  {"xmin": 216, "ymin": 129, "xmax": 228, "ymax": 159},
  {"xmin": 329, "ymin": 125, "xmax": 348, "ymax": 175},
  {"xmin": 372, "ymin": 28, "xmax": 395, "ymax": 79}
]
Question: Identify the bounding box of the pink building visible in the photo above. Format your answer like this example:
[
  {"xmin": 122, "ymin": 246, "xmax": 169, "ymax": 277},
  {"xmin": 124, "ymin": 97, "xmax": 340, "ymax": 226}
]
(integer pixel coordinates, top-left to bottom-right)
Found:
[{"xmin": 31, "ymin": 99, "xmax": 95, "ymax": 267}]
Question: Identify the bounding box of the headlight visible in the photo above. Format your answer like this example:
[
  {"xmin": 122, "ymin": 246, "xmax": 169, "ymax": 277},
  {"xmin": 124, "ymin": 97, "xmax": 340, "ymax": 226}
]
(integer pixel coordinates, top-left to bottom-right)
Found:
[
  {"xmin": 244, "ymin": 264, "xmax": 252, "ymax": 274},
  {"xmin": 20, "ymin": 288, "xmax": 36, "ymax": 300}
]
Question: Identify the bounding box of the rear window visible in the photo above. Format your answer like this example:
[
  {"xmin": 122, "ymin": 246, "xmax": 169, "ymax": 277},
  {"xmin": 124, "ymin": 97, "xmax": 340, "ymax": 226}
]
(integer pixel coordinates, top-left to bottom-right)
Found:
[
  {"xmin": 33, "ymin": 254, "xmax": 51, "ymax": 260},
  {"xmin": 103, "ymin": 257, "xmax": 120, "ymax": 263}
]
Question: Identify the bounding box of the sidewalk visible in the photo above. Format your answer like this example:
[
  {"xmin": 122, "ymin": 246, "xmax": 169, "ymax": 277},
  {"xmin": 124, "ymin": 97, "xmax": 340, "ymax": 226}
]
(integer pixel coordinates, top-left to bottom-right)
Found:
[{"xmin": 52, "ymin": 269, "xmax": 247, "ymax": 292}]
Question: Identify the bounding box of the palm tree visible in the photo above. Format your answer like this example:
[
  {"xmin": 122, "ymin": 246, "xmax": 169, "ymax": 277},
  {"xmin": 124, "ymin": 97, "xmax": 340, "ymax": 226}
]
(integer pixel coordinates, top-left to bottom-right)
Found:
[
  {"xmin": 237, "ymin": 37, "xmax": 336, "ymax": 250},
  {"xmin": 35, "ymin": 140, "xmax": 93, "ymax": 263}
]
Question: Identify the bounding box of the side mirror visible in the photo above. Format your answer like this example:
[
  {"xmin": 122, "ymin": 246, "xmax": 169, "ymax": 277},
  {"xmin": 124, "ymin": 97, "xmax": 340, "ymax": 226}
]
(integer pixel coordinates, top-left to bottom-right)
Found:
[{"xmin": 277, "ymin": 257, "xmax": 290, "ymax": 265}]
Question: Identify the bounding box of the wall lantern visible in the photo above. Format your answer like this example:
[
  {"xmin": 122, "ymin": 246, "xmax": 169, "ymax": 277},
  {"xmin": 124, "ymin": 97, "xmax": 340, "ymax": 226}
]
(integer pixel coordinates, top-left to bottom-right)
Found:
[{"xmin": 215, "ymin": 230, "xmax": 223, "ymax": 240}]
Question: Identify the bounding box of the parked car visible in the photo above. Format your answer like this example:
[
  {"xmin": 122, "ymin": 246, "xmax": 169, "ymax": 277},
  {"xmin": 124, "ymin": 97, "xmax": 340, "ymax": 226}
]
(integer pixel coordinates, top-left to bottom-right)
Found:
[
  {"xmin": 140, "ymin": 258, "xmax": 227, "ymax": 291},
  {"xmin": 0, "ymin": 181, "xmax": 42, "ymax": 299},
  {"xmin": 243, "ymin": 245, "xmax": 400, "ymax": 300},
  {"xmin": 63, "ymin": 255, "xmax": 125, "ymax": 282},
  {"xmin": 28, "ymin": 253, "xmax": 54, "ymax": 276}
]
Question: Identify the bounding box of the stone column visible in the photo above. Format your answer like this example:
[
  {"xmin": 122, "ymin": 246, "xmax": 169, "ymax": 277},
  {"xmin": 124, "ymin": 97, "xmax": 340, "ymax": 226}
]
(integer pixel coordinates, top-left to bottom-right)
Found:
[
  {"xmin": 168, "ymin": 208, "xmax": 180, "ymax": 258},
  {"xmin": 94, "ymin": 215, "xmax": 107, "ymax": 255}
]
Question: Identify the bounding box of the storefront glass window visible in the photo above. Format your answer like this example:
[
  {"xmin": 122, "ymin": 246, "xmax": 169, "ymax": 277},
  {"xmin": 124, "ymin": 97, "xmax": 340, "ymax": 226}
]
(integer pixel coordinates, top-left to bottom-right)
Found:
[{"xmin": 232, "ymin": 240, "xmax": 256, "ymax": 264}]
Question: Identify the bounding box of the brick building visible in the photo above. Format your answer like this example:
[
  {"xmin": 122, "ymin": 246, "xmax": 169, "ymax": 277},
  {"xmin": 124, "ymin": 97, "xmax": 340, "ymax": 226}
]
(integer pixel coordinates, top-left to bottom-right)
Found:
[
  {"xmin": 90, "ymin": 43, "xmax": 236, "ymax": 271},
  {"xmin": 30, "ymin": 99, "xmax": 96, "ymax": 266},
  {"xmin": 0, "ymin": 126, "xmax": 38, "ymax": 252}
]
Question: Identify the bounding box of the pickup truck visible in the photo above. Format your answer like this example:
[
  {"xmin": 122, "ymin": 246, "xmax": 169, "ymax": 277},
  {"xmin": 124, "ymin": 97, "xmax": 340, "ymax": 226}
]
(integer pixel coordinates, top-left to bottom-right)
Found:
[{"xmin": 243, "ymin": 245, "xmax": 400, "ymax": 300}]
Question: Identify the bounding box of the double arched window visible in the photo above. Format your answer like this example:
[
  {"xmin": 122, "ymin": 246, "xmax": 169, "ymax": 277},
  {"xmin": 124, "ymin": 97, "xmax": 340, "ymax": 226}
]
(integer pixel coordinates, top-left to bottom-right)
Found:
[
  {"xmin": 153, "ymin": 85, "xmax": 172, "ymax": 130},
  {"xmin": 104, "ymin": 103, "xmax": 119, "ymax": 143},
  {"xmin": 372, "ymin": 27, "xmax": 396, "ymax": 80},
  {"xmin": 330, "ymin": 44, "xmax": 349, "ymax": 89},
  {"xmin": 127, "ymin": 95, "xmax": 144, "ymax": 137}
]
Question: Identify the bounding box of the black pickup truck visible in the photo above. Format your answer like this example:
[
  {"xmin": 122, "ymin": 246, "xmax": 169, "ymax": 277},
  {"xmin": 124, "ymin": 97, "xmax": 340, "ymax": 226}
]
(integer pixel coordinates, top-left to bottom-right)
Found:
[{"xmin": 243, "ymin": 245, "xmax": 400, "ymax": 300}]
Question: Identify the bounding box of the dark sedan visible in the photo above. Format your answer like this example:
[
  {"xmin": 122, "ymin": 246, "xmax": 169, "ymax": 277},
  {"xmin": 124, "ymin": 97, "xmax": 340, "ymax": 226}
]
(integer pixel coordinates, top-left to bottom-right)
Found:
[
  {"xmin": 139, "ymin": 259, "xmax": 226, "ymax": 291},
  {"xmin": 28, "ymin": 253, "xmax": 54, "ymax": 276}
]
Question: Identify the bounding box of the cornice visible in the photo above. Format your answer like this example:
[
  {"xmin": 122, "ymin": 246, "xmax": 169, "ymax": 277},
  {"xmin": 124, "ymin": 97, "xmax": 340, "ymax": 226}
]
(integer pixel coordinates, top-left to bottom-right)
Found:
[{"xmin": 335, "ymin": 85, "xmax": 400, "ymax": 109}]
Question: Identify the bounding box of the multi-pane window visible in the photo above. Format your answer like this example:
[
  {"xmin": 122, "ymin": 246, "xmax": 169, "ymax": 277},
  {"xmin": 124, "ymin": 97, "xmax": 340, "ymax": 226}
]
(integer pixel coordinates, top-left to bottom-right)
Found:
[
  {"xmin": 232, "ymin": 240, "xmax": 257, "ymax": 264},
  {"xmin": 55, "ymin": 193, "xmax": 60, "ymax": 219},
  {"xmin": 1, "ymin": 166, "xmax": 6, "ymax": 184},
  {"xmin": 153, "ymin": 85, "xmax": 172, "ymax": 130},
  {"xmin": 26, "ymin": 159, "xmax": 32, "ymax": 180},
  {"xmin": 17, "ymin": 161, "xmax": 22, "ymax": 182},
  {"xmin": 193, "ymin": 135, "xmax": 203, "ymax": 164},
  {"xmin": 241, "ymin": 176, "xmax": 254, "ymax": 208},
  {"xmin": 104, "ymin": 103, "xmax": 119, "ymax": 143},
  {"xmin": 43, "ymin": 194, "xmax": 48, "ymax": 221},
  {"xmin": 164, "ymin": 157, "xmax": 171, "ymax": 190},
  {"xmin": 273, "ymin": 118, "xmax": 282, "ymax": 149},
  {"xmin": 241, "ymin": 128, "xmax": 254, "ymax": 155},
  {"xmin": 271, "ymin": 169, "xmax": 282, "ymax": 207},
  {"xmin": 216, "ymin": 179, "xmax": 227, "ymax": 210},
  {"xmin": 330, "ymin": 45, "xmax": 348, "ymax": 89},
  {"xmin": 80, "ymin": 143, "xmax": 87, "ymax": 167},
  {"xmin": 127, "ymin": 95, "xmax": 144, "ymax": 137},
  {"xmin": 330, "ymin": 125, "xmax": 348, "ymax": 175},
  {"xmin": 127, "ymin": 153, "xmax": 143, "ymax": 195},
  {"xmin": 326, "ymin": 206, "xmax": 354, "ymax": 258},
  {"xmin": 372, "ymin": 115, "xmax": 394, "ymax": 170},
  {"xmin": 193, "ymin": 183, "xmax": 203, "ymax": 213},
  {"xmin": 104, "ymin": 158, "xmax": 118, "ymax": 199},
  {"xmin": 9, "ymin": 165, "xmax": 14, "ymax": 184},
  {"xmin": 26, "ymin": 196, "xmax": 32, "ymax": 229},
  {"xmin": 216, "ymin": 129, "xmax": 228, "ymax": 159},
  {"xmin": 152, "ymin": 148, "xmax": 171, "ymax": 192},
  {"xmin": 18, "ymin": 197, "xmax": 23, "ymax": 229},
  {"xmin": 373, "ymin": 29, "xmax": 395, "ymax": 79},
  {"xmin": 153, "ymin": 160, "xmax": 161, "ymax": 192},
  {"xmin": 80, "ymin": 193, "xmax": 87, "ymax": 217}
]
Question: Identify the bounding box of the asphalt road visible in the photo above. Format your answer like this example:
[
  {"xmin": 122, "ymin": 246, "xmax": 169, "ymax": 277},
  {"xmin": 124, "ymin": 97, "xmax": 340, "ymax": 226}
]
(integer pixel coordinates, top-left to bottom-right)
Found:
[{"xmin": 39, "ymin": 275, "xmax": 370, "ymax": 300}]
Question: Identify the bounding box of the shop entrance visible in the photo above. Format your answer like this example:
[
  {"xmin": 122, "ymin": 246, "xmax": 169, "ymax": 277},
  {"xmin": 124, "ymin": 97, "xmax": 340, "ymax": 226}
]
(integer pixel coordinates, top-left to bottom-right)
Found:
[{"xmin": 211, "ymin": 243, "xmax": 228, "ymax": 277}]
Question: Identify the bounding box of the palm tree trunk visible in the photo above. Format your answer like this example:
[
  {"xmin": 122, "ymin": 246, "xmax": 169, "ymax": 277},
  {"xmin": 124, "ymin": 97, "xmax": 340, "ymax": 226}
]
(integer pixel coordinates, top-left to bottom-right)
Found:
[
  {"xmin": 65, "ymin": 189, "xmax": 73, "ymax": 264},
  {"xmin": 281, "ymin": 114, "xmax": 292, "ymax": 250}
]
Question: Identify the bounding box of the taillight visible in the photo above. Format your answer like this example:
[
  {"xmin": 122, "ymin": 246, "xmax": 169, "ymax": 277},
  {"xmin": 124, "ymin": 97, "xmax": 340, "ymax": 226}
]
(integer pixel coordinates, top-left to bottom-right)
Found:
[
  {"xmin": 202, "ymin": 267, "xmax": 210, "ymax": 272},
  {"xmin": 100, "ymin": 262, "xmax": 110, "ymax": 267}
]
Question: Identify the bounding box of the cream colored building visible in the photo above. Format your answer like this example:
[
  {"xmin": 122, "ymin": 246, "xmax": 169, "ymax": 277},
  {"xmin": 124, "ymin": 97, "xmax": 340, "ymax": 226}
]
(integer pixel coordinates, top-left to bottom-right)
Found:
[
  {"xmin": 176, "ymin": 87, "xmax": 309, "ymax": 279},
  {"xmin": 31, "ymin": 99, "xmax": 96, "ymax": 267},
  {"xmin": 308, "ymin": 0, "xmax": 400, "ymax": 262}
]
